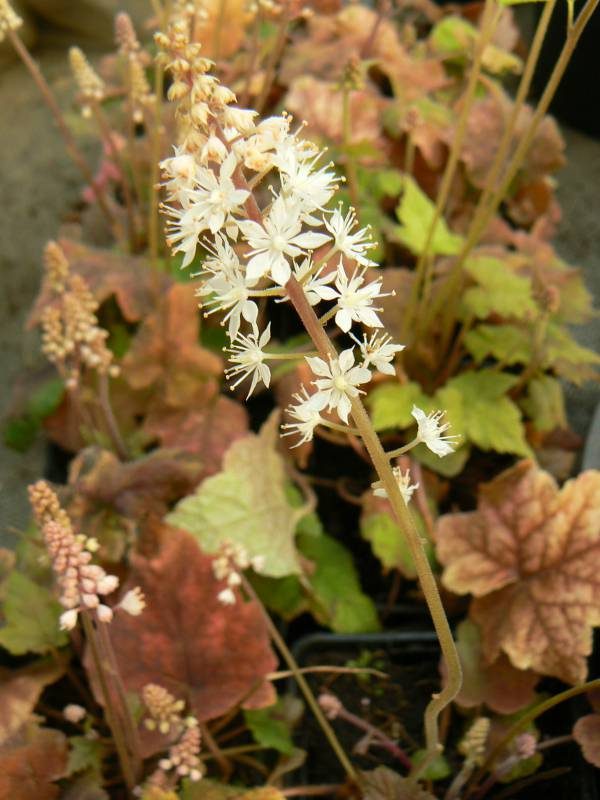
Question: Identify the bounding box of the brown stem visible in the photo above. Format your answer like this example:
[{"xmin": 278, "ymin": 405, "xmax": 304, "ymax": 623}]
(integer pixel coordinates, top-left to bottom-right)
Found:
[
  {"xmin": 91, "ymin": 103, "xmax": 137, "ymax": 251},
  {"xmin": 81, "ymin": 612, "xmax": 137, "ymax": 791},
  {"xmin": 97, "ymin": 373, "xmax": 129, "ymax": 460},
  {"xmin": 324, "ymin": 693, "xmax": 413, "ymax": 771},
  {"xmin": 8, "ymin": 30, "xmax": 125, "ymax": 244},
  {"xmin": 283, "ymin": 786, "xmax": 342, "ymax": 797},
  {"xmin": 255, "ymin": 6, "xmax": 291, "ymax": 113},
  {"xmin": 200, "ymin": 721, "xmax": 232, "ymax": 781}
]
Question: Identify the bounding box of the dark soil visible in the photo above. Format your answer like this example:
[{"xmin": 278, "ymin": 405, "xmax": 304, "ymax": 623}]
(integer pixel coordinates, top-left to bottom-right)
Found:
[{"xmin": 292, "ymin": 634, "xmax": 599, "ymax": 800}]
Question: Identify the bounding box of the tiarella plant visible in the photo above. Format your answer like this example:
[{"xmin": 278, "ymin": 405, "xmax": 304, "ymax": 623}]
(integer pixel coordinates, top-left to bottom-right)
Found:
[{"xmin": 2, "ymin": 0, "xmax": 600, "ymax": 797}]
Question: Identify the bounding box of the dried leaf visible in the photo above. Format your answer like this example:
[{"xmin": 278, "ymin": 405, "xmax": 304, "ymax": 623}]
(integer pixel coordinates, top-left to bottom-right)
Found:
[
  {"xmin": 361, "ymin": 766, "xmax": 436, "ymax": 799},
  {"xmin": 573, "ymin": 713, "xmax": 600, "ymax": 767},
  {"xmin": 167, "ymin": 413, "xmax": 303, "ymax": 578},
  {"xmin": 285, "ymin": 76, "xmax": 388, "ymax": 162},
  {"xmin": 28, "ymin": 239, "xmax": 169, "ymax": 326},
  {"xmin": 123, "ymin": 282, "xmax": 222, "ymax": 409},
  {"xmin": 448, "ymin": 620, "xmax": 539, "ymax": 715},
  {"xmin": 0, "ymin": 661, "xmax": 65, "ymax": 746},
  {"xmin": 0, "ymin": 724, "xmax": 68, "ymax": 800},
  {"xmin": 94, "ymin": 525, "xmax": 276, "ymax": 734},
  {"xmin": 143, "ymin": 395, "xmax": 249, "ymax": 479},
  {"xmin": 436, "ymin": 460, "xmax": 600, "ymax": 683},
  {"xmin": 68, "ymin": 446, "xmax": 203, "ymax": 524}
]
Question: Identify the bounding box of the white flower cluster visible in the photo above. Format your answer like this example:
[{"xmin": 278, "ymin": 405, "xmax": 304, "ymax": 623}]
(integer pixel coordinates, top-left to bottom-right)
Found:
[
  {"xmin": 212, "ymin": 540, "xmax": 264, "ymax": 605},
  {"xmin": 158, "ymin": 20, "xmax": 458, "ymax": 505}
]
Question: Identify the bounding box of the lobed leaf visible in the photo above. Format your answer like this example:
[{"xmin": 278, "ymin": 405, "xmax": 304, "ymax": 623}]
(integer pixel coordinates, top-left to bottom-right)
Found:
[
  {"xmin": 91, "ymin": 525, "xmax": 277, "ymax": 735},
  {"xmin": 436, "ymin": 460, "xmax": 600, "ymax": 683},
  {"xmin": 167, "ymin": 413, "xmax": 303, "ymax": 578},
  {"xmin": 462, "ymin": 256, "xmax": 536, "ymax": 320},
  {"xmin": 0, "ymin": 572, "xmax": 67, "ymax": 656},
  {"xmin": 393, "ymin": 176, "xmax": 463, "ymax": 257}
]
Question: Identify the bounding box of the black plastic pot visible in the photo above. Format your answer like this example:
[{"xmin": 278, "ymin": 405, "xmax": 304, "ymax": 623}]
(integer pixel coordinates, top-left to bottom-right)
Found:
[{"xmin": 290, "ymin": 630, "xmax": 599, "ymax": 799}]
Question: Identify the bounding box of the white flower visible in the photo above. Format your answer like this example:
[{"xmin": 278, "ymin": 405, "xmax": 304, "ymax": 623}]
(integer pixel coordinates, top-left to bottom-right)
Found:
[
  {"xmin": 239, "ymin": 196, "xmax": 330, "ymax": 285},
  {"xmin": 372, "ymin": 467, "xmax": 419, "ymax": 505},
  {"xmin": 225, "ymin": 323, "xmax": 272, "ymax": 398},
  {"xmin": 166, "ymin": 152, "xmax": 249, "ymax": 267},
  {"xmin": 411, "ymin": 405, "xmax": 459, "ymax": 457},
  {"xmin": 325, "ymin": 206, "xmax": 376, "ymax": 266},
  {"xmin": 281, "ymin": 386, "xmax": 327, "ymax": 445},
  {"xmin": 118, "ymin": 586, "xmax": 146, "ymax": 616},
  {"xmin": 293, "ymin": 258, "xmax": 337, "ymax": 306},
  {"xmin": 196, "ymin": 236, "xmax": 259, "ymax": 339},
  {"xmin": 59, "ymin": 609, "xmax": 79, "ymax": 630},
  {"xmin": 96, "ymin": 604, "xmax": 114, "ymax": 623},
  {"xmin": 275, "ymin": 145, "xmax": 338, "ymax": 219},
  {"xmin": 217, "ymin": 587, "xmax": 236, "ymax": 605},
  {"xmin": 63, "ymin": 704, "xmax": 86, "ymax": 724},
  {"xmin": 331, "ymin": 261, "xmax": 387, "ymax": 333},
  {"xmin": 351, "ymin": 332, "xmax": 405, "ymax": 375},
  {"xmin": 306, "ymin": 348, "xmax": 371, "ymax": 423}
]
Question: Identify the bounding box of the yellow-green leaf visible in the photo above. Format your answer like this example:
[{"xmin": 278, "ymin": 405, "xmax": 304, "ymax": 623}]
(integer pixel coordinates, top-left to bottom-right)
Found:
[
  {"xmin": 367, "ymin": 382, "xmax": 428, "ymax": 431},
  {"xmin": 520, "ymin": 376, "xmax": 567, "ymax": 432},
  {"xmin": 167, "ymin": 413, "xmax": 302, "ymax": 578},
  {"xmin": 462, "ymin": 256, "xmax": 536, "ymax": 320},
  {"xmin": 0, "ymin": 572, "xmax": 68, "ymax": 655},
  {"xmin": 465, "ymin": 324, "xmax": 533, "ymax": 365},
  {"xmin": 393, "ymin": 176, "xmax": 463, "ymax": 256}
]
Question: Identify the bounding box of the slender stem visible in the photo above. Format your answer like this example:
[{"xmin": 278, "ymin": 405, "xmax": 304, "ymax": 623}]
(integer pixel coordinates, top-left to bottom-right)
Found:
[
  {"xmin": 384, "ymin": 436, "xmax": 420, "ymax": 460},
  {"xmin": 200, "ymin": 721, "xmax": 232, "ymax": 781},
  {"xmin": 8, "ymin": 30, "xmax": 124, "ymax": 244},
  {"xmin": 322, "ymin": 420, "xmax": 362, "ymax": 436},
  {"xmin": 95, "ymin": 620, "xmax": 142, "ymax": 778},
  {"xmin": 81, "ymin": 612, "xmax": 137, "ymax": 791},
  {"xmin": 268, "ymin": 665, "xmax": 388, "ymax": 681},
  {"xmin": 325, "ymin": 694, "xmax": 413, "ymax": 770},
  {"xmin": 91, "ymin": 103, "xmax": 137, "ymax": 251},
  {"xmin": 255, "ymin": 5, "xmax": 290, "ymax": 113},
  {"xmin": 342, "ymin": 86, "xmax": 360, "ymax": 209},
  {"xmin": 97, "ymin": 373, "xmax": 129, "ymax": 460},
  {"xmin": 406, "ymin": 0, "xmax": 499, "ymax": 341},
  {"xmin": 434, "ymin": 0, "xmax": 598, "ymax": 352},
  {"xmin": 283, "ymin": 786, "xmax": 342, "ymax": 798},
  {"xmin": 212, "ymin": 0, "xmax": 228, "ymax": 61},
  {"xmin": 284, "ymin": 277, "xmax": 462, "ymax": 767},
  {"xmin": 466, "ymin": 677, "xmax": 600, "ymax": 798},
  {"xmin": 149, "ymin": 56, "xmax": 166, "ymax": 268},
  {"xmin": 242, "ymin": 576, "xmax": 359, "ymax": 785}
]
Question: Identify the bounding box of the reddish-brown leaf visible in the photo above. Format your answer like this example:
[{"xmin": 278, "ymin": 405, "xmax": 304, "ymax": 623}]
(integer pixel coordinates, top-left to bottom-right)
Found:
[
  {"xmin": 0, "ymin": 661, "xmax": 65, "ymax": 746},
  {"xmin": 444, "ymin": 620, "xmax": 538, "ymax": 715},
  {"xmin": 436, "ymin": 460, "xmax": 600, "ymax": 684},
  {"xmin": 122, "ymin": 282, "xmax": 222, "ymax": 408},
  {"xmin": 143, "ymin": 395, "xmax": 249, "ymax": 479},
  {"xmin": 0, "ymin": 724, "xmax": 68, "ymax": 800},
  {"xmin": 574, "ymin": 713, "xmax": 600, "ymax": 768},
  {"xmin": 68, "ymin": 446, "xmax": 203, "ymax": 522},
  {"xmin": 28, "ymin": 238, "xmax": 170, "ymax": 326},
  {"xmin": 93, "ymin": 526, "xmax": 276, "ymax": 734}
]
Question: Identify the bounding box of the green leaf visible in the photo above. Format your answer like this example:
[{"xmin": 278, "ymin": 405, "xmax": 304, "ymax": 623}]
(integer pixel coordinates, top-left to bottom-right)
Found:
[
  {"xmin": 167, "ymin": 413, "xmax": 302, "ymax": 578},
  {"xmin": 393, "ymin": 176, "xmax": 463, "ymax": 257},
  {"xmin": 250, "ymin": 573, "xmax": 305, "ymax": 619},
  {"xmin": 413, "ymin": 442, "xmax": 471, "ymax": 477},
  {"xmin": 367, "ymin": 382, "xmax": 428, "ymax": 431},
  {"xmin": 27, "ymin": 378, "xmax": 65, "ymax": 420},
  {"xmin": 446, "ymin": 371, "xmax": 532, "ymax": 457},
  {"xmin": 543, "ymin": 324, "xmax": 600, "ymax": 384},
  {"xmin": 411, "ymin": 749, "xmax": 452, "ymax": 781},
  {"xmin": 462, "ymin": 257, "xmax": 536, "ymax": 320},
  {"xmin": 3, "ymin": 416, "xmax": 39, "ymax": 452},
  {"xmin": 107, "ymin": 323, "xmax": 132, "ymax": 358},
  {"xmin": 429, "ymin": 16, "xmax": 476, "ymax": 58},
  {"xmin": 298, "ymin": 532, "xmax": 380, "ymax": 633},
  {"xmin": 465, "ymin": 324, "xmax": 533, "ymax": 365},
  {"xmin": 244, "ymin": 701, "xmax": 295, "ymax": 755},
  {"xmin": 360, "ymin": 511, "xmax": 434, "ymax": 578},
  {"xmin": 66, "ymin": 736, "xmax": 105, "ymax": 776},
  {"xmin": 520, "ymin": 376, "xmax": 567, "ymax": 432},
  {"xmin": 376, "ymin": 169, "xmax": 404, "ymax": 197},
  {"xmin": 0, "ymin": 571, "xmax": 68, "ymax": 655}
]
